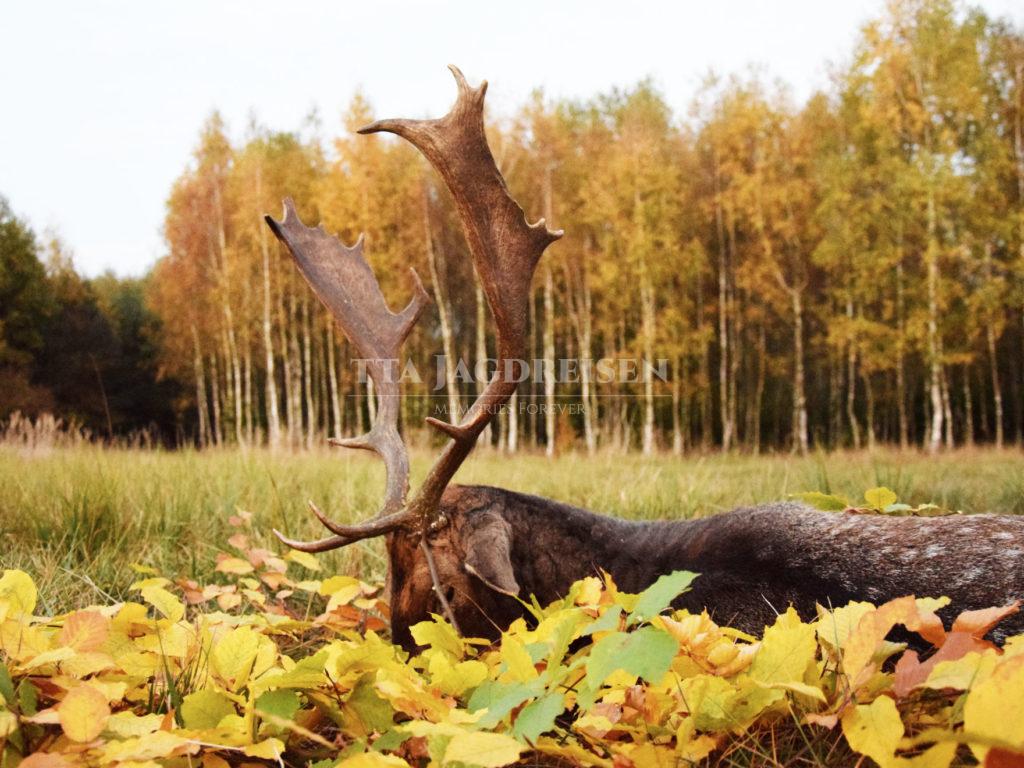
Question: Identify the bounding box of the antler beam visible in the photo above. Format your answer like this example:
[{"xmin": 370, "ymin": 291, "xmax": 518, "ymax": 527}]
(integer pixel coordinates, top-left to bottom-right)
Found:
[
  {"xmin": 264, "ymin": 199, "xmax": 429, "ymax": 551},
  {"xmin": 361, "ymin": 66, "xmax": 562, "ymax": 522}
]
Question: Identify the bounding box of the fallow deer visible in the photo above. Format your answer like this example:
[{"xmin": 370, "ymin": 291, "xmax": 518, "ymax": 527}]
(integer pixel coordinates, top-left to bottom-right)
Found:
[{"xmin": 265, "ymin": 67, "xmax": 1024, "ymax": 651}]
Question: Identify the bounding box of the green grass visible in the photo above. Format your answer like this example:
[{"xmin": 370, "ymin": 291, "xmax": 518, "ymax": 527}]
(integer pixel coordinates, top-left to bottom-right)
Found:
[{"xmin": 1, "ymin": 445, "xmax": 1022, "ymax": 612}]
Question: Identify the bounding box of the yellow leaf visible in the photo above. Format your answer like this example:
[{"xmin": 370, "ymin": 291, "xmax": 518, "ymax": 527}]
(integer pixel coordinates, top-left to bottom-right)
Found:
[
  {"xmin": 181, "ymin": 688, "xmax": 237, "ymax": 729},
  {"xmin": 894, "ymin": 741, "xmax": 957, "ymax": 768},
  {"xmin": 498, "ymin": 633, "xmax": 537, "ymax": 682},
  {"xmin": 100, "ymin": 730, "xmax": 197, "ymax": 762},
  {"xmin": 411, "ymin": 614, "xmax": 464, "ymax": 660},
  {"xmin": 0, "ymin": 710, "xmax": 17, "ymax": 738},
  {"xmin": 922, "ymin": 651, "xmax": 998, "ymax": 692},
  {"xmin": 216, "ymin": 556, "xmax": 254, "ymax": 575},
  {"xmin": 750, "ymin": 607, "xmax": 817, "ymax": 686},
  {"xmin": 757, "ymin": 679, "xmax": 827, "ymax": 703},
  {"xmin": 129, "ymin": 576, "xmax": 170, "ymax": 591},
  {"xmin": 61, "ymin": 651, "xmax": 115, "ymax": 678},
  {"xmin": 286, "ymin": 550, "xmax": 321, "ymax": 571},
  {"xmin": 814, "ymin": 601, "xmax": 875, "ymax": 650},
  {"xmin": 140, "ymin": 585, "xmax": 185, "ymax": 622},
  {"xmin": 336, "ymin": 752, "xmax": 411, "ymax": 767},
  {"xmin": 841, "ymin": 696, "xmax": 904, "ymax": 768},
  {"xmin": 59, "ymin": 610, "xmax": 110, "ymax": 652},
  {"xmin": 0, "ymin": 570, "xmax": 37, "ymax": 617},
  {"xmin": 106, "ymin": 711, "xmax": 164, "ymax": 738},
  {"xmin": 20, "ymin": 647, "xmax": 76, "ymax": 672},
  {"xmin": 58, "ymin": 685, "xmax": 110, "ymax": 742},
  {"xmin": 443, "ymin": 731, "xmax": 523, "ymax": 767},
  {"xmin": 211, "ymin": 626, "xmax": 260, "ymax": 690},
  {"xmin": 865, "ymin": 486, "xmax": 898, "ymax": 511},
  {"xmin": 430, "ymin": 656, "xmax": 488, "ymax": 696},
  {"xmin": 964, "ymin": 654, "xmax": 1024, "ymax": 760},
  {"xmin": 574, "ymin": 576, "xmax": 604, "ymax": 606},
  {"xmin": 243, "ymin": 738, "xmax": 285, "ymax": 760},
  {"xmin": 321, "ymin": 575, "xmax": 363, "ymax": 610}
]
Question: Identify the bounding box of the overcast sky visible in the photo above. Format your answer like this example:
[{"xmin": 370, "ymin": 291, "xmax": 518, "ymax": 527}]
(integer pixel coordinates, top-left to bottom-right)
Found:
[{"xmin": 2, "ymin": 1, "xmax": 1021, "ymax": 278}]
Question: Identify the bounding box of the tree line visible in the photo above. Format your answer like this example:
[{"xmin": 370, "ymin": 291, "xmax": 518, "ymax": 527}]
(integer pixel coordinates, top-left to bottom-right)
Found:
[
  {"xmin": 0, "ymin": 197, "xmax": 178, "ymax": 440},
  {"xmin": 3, "ymin": 0, "xmax": 1023, "ymax": 453}
]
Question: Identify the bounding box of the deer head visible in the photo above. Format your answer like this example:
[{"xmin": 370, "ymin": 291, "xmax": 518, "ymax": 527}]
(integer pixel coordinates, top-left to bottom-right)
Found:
[{"xmin": 265, "ymin": 66, "xmax": 562, "ymax": 645}]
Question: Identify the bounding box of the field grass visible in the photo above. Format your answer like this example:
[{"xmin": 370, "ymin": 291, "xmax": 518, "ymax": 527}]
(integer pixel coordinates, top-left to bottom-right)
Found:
[{"xmin": 2, "ymin": 444, "xmax": 1023, "ymax": 614}]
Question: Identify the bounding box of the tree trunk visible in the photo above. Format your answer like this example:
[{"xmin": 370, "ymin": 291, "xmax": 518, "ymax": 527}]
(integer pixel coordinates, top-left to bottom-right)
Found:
[
  {"xmin": 925, "ymin": 190, "xmax": 944, "ymax": 454},
  {"xmin": 962, "ymin": 364, "xmax": 974, "ymax": 447},
  {"xmin": 863, "ymin": 370, "xmax": 876, "ymax": 450},
  {"xmin": 896, "ymin": 260, "xmax": 909, "ymax": 449},
  {"xmin": 984, "ymin": 244, "xmax": 1005, "ymax": 449},
  {"xmin": 191, "ymin": 324, "xmax": 211, "ymax": 447},
  {"xmin": 696, "ymin": 272, "xmax": 712, "ymax": 450},
  {"xmin": 580, "ymin": 273, "xmax": 596, "ymax": 455},
  {"xmin": 846, "ymin": 296, "xmax": 861, "ymax": 450},
  {"xmin": 672, "ymin": 356, "xmax": 683, "ymax": 455},
  {"xmin": 791, "ymin": 287, "xmax": 808, "ymax": 454},
  {"xmin": 475, "ymin": 282, "xmax": 491, "ymax": 446},
  {"xmin": 941, "ymin": 363, "xmax": 954, "ymax": 450},
  {"xmin": 302, "ymin": 295, "xmax": 315, "ymax": 449},
  {"xmin": 326, "ymin": 322, "xmax": 342, "ymax": 437},
  {"xmin": 543, "ymin": 263, "xmax": 556, "ymax": 456},
  {"xmin": 639, "ymin": 254, "xmax": 656, "ymax": 456},
  {"xmin": 260, "ymin": 207, "xmax": 282, "ymax": 449},
  {"xmin": 278, "ymin": 285, "xmax": 295, "ymax": 446},
  {"xmin": 209, "ymin": 352, "xmax": 223, "ymax": 446},
  {"xmin": 287, "ymin": 290, "xmax": 304, "ymax": 447},
  {"xmin": 243, "ymin": 339, "xmax": 254, "ymax": 446},
  {"xmin": 423, "ymin": 186, "xmax": 461, "ymax": 425},
  {"xmin": 542, "ymin": 166, "xmax": 557, "ymax": 457},
  {"xmin": 715, "ymin": 199, "xmax": 733, "ymax": 450}
]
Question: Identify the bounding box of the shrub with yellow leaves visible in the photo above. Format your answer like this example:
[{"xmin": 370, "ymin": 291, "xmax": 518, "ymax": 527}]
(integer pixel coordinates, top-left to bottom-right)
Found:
[{"xmin": 1, "ymin": 520, "xmax": 1023, "ymax": 768}]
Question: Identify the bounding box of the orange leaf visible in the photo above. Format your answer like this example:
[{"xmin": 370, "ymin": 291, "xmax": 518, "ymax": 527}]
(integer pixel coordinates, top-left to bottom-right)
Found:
[
  {"xmin": 17, "ymin": 754, "xmax": 74, "ymax": 768},
  {"xmin": 59, "ymin": 610, "xmax": 110, "ymax": 652},
  {"xmin": 953, "ymin": 602, "xmax": 1021, "ymax": 638},
  {"xmin": 842, "ymin": 596, "xmax": 946, "ymax": 687}
]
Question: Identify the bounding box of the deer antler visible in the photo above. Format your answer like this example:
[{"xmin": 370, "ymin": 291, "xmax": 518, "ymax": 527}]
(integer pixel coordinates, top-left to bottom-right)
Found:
[
  {"xmin": 361, "ymin": 65, "xmax": 562, "ymax": 524},
  {"xmin": 264, "ymin": 199, "xmax": 429, "ymax": 552},
  {"xmin": 266, "ymin": 66, "xmax": 561, "ymax": 551}
]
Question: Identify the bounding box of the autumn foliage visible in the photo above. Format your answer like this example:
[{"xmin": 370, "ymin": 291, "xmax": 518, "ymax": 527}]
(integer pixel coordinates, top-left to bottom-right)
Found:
[
  {"xmin": 142, "ymin": 0, "xmax": 1024, "ymax": 456},
  {"xmin": 2, "ymin": 501, "xmax": 1023, "ymax": 768}
]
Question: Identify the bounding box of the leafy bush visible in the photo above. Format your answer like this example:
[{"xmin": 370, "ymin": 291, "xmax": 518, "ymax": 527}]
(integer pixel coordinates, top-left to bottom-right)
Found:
[{"xmin": 1, "ymin": 510, "xmax": 1022, "ymax": 767}]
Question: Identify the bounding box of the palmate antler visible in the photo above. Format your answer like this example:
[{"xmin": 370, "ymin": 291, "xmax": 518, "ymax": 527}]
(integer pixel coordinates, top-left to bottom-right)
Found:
[{"xmin": 265, "ymin": 66, "xmax": 561, "ymax": 552}]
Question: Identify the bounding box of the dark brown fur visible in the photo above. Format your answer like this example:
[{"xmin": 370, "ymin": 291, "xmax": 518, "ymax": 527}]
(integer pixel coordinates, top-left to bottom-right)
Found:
[{"xmin": 386, "ymin": 485, "xmax": 1024, "ymax": 650}]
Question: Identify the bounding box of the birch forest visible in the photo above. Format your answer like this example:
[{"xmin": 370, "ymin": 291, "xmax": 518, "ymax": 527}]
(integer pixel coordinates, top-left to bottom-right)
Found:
[{"xmin": 6, "ymin": 0, "xmax": 1024, "ymax": 453}]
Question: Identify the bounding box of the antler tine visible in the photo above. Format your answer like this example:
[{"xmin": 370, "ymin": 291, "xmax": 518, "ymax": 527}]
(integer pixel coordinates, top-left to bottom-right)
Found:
[
  {"xmin": 361, "ymin": 66, "xmax": 563, "ymax": 523},
  {"xmin": 265, "ymin": 200, "xmax": 431, "ymax": 550}
]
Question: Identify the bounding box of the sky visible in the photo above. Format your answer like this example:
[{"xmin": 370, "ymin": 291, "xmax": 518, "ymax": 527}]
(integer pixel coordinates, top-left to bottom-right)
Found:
[{"xmin": 2, "ymin": 1, "xmax": 1022, "ymax": 278}]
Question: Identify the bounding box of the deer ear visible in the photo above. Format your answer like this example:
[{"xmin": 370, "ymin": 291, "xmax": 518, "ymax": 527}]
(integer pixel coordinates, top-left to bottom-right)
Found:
[{"xmin": 462, "ymin": 510, "xmax": 520, "ymax": 597}]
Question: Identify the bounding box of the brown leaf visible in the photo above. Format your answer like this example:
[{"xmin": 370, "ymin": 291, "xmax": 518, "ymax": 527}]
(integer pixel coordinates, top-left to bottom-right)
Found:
[{"xmin": 985, "ymin": 748, "xmax": 1024, "ymax": 768}]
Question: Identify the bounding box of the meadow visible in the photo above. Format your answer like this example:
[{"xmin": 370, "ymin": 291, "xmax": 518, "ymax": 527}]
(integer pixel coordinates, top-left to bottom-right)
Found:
[{"xmin": 3, "ymin": 444, "xmax": 1023, "ymax": 613}]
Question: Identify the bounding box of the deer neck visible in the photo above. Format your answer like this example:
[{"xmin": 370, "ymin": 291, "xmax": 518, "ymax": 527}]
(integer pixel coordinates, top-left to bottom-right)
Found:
[{"xmin": 464, "ymin": 485, "xmax": 703, "ymax": 602}]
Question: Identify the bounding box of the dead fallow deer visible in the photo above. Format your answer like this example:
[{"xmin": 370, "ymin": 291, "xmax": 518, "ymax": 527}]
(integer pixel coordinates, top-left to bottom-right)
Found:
[{"xmin": 265, "ymin": 66, "xmax": 1024, "ymax": 651}]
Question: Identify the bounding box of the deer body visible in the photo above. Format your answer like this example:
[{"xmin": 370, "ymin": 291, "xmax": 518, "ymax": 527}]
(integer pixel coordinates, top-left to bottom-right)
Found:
[{"xmin": 385, "ymin": 485, "xmax": 1024, "ymax": 649}]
